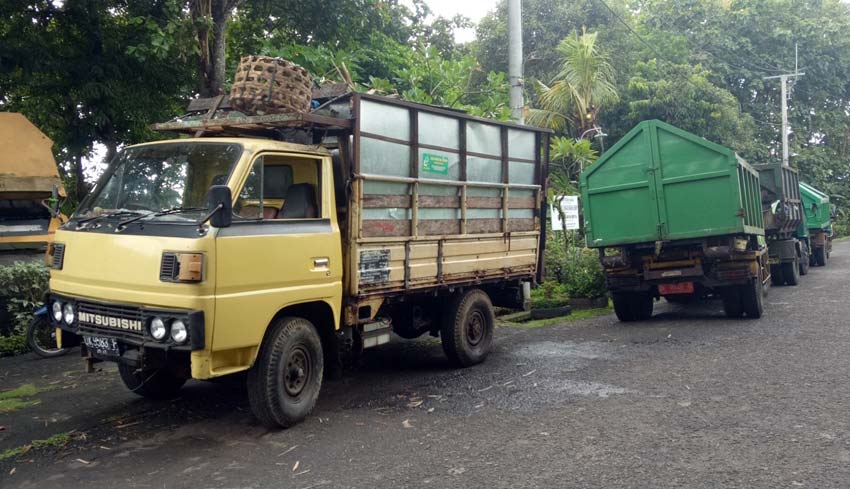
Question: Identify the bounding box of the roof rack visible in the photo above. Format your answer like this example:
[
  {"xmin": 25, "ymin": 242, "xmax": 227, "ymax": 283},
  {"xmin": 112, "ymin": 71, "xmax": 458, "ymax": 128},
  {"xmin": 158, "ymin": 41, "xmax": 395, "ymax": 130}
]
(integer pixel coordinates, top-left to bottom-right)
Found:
[{"xmin": 151, "ymin": 84, "xmax": 353, "ymax": 138}]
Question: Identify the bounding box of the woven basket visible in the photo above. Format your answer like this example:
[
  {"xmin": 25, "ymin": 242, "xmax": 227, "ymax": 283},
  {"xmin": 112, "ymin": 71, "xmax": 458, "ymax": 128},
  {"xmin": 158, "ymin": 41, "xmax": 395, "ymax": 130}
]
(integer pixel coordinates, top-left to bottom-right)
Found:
[{"xmin": 229, "ymin": 55, "xmax": 312, "ymax": 116}]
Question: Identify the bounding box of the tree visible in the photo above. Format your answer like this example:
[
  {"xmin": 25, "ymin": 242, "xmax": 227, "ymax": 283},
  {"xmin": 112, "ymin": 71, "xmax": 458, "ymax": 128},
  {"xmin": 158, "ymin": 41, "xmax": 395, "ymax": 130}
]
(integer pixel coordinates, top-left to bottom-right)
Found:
[
  {"xmin": 526, "ymin": 30, "xmax": 619, "ymax": 136},
  {"xmin": 606, "ymin": 60, "xmax": 758, "ymax": 159},
  {"xmin": 0, "ymin": 0, "xmax": 195, "ymax": 203},
  {"xmin": 191, "ymin": 0, "xmax": 244, "ymax": 97}
]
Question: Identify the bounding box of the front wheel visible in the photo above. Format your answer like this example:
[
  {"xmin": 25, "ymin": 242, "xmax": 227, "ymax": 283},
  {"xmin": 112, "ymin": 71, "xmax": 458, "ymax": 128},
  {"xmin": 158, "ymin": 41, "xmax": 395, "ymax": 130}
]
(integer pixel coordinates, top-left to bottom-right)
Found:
[
  {"xmin": 27, "ymin": 315, "xmax": 68, "ymax": 358},
  {"xmin": 118, "ymin": 363, "xmax": 186, "ymax": 400},
  {"xmin": 440, "ymin": 289, "xmax": 495, "ymax": 367},
  {"xmin": 247, "ymin": 316, "xmax": 323, "ymax": 428}
]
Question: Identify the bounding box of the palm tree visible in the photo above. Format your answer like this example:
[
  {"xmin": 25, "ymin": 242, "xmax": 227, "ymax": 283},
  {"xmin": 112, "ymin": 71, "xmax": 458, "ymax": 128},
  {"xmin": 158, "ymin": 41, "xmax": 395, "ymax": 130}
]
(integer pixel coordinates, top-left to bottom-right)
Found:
[{"xmin": 527, "ymin": 29, "xmax": 618, "ymax": 136}]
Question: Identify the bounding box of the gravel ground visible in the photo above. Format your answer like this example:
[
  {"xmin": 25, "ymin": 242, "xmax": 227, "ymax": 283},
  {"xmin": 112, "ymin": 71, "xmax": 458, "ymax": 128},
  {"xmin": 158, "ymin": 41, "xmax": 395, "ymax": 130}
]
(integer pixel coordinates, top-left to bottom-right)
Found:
[{"xmin": 1, "ymin": 241, "xmax": 848, "ymax": 488}]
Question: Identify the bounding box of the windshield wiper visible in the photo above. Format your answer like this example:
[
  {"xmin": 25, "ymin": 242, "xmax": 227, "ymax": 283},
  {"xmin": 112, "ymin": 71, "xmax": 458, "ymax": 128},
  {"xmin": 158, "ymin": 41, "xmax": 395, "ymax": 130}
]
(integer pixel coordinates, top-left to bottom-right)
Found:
[
  {"xmin": 76, "ymin": 210, "xmax": 146, "ymax": 225},
  {"xmin": 117, "ymin": 206, "xmax": 207, "ymax": 230}
]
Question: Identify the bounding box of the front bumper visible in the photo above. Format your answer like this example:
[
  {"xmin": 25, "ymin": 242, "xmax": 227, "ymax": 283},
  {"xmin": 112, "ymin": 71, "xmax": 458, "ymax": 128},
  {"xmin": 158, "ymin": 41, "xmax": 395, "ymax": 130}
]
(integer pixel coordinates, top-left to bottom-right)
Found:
[{"xmin": 48, "ymin": 292, "xmax": 205, "ymax": 352}]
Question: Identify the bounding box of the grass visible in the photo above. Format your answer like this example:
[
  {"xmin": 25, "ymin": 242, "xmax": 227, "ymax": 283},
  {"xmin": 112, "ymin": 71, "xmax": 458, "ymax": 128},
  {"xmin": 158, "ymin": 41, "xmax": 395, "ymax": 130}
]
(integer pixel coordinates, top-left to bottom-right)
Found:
[
  {"xmin": 501, "ymin": 305, "xmax": 613, "ymax": 328},
  {"xmin": 0, "ymin": 383, "xmax": 48, "ymax": 413},
  {"xmin": 0, "ymin": 432, "xmax": 73, "ymax": 461}
]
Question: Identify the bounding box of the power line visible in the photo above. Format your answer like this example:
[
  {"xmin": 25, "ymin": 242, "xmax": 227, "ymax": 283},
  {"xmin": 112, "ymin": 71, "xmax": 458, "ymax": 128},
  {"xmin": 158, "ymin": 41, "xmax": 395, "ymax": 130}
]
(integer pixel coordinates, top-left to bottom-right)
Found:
[{"xmin": 594, "ymin": 0, "xmax": 667, "ymax": 62}]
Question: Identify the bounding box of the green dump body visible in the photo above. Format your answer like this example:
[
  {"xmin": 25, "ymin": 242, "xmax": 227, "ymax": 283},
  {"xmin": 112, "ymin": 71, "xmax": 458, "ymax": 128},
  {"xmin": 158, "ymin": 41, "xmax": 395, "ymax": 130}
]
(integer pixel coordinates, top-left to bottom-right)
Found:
[
  {"xmin": 581, "ymin": 120, "xmax": 764, "ymax": 248},
  {"xmin": 799, "ymin": 182, "xmax": 831, "ymax": 231}
]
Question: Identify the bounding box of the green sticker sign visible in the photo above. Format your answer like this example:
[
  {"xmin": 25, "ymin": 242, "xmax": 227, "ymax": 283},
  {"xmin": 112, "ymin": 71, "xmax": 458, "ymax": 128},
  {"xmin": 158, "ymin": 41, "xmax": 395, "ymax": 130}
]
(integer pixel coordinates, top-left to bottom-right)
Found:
[{"xmin": 421, "ymin": 153, "xmax": 450, "ymax": 175}]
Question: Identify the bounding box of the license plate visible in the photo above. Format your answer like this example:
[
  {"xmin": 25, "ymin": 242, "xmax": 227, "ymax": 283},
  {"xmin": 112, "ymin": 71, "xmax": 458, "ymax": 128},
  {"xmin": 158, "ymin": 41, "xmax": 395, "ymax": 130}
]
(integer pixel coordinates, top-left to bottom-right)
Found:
[
  {"xmin": 83, "ymin": 335, "xmax": 120, "ymax": 357},
  {"xmin": 659, "ymin": 282, "xmax": 694, "ymax": 295}
]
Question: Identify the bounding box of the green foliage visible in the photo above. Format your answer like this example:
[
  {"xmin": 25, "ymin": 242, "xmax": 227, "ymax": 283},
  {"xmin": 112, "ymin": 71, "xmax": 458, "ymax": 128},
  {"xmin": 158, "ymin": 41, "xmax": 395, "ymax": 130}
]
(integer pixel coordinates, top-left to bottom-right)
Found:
[
  {"xmin": 531, "ymin": 281, "xmax": 570, "ymax": 309},
  {"xmin": 0, "ymin": 262, "xmax": 50, "ymax": 335},
  {"xmin": 609, "ymin": 60, "xmax": 758, "ymax": 158},
  {"xmin": 549, "ymin": 137, "xmax": 598, "ymax": 195},
  {"xmin": 544, "ymin": 232, "xmax": 607, "ymax": 299},
  {"xmin": 527, "ymin": 30, "xmax": 619, "ymax": 135},
  {"xmin": 0, "ymin": 335, "xmax": 29, "ymax": 357}
]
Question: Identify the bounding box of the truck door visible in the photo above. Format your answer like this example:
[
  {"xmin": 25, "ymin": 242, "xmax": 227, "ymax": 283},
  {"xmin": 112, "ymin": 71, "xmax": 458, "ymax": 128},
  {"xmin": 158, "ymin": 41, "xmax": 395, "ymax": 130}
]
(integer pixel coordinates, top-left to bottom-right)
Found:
[
  {"xmin": 583, "ymin": 124, "xmax": 662, "ymax": 246},
  {"xmin": 212, "ymin": 152, "xmax": 343, "ymax": 357}
]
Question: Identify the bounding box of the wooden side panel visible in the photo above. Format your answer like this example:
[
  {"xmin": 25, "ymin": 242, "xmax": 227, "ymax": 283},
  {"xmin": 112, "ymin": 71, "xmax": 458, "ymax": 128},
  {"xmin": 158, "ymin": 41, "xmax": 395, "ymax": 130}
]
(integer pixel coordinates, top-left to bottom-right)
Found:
[{"xmin": 354, "ymin": 233, "xmax": 539, "ymax": 295}]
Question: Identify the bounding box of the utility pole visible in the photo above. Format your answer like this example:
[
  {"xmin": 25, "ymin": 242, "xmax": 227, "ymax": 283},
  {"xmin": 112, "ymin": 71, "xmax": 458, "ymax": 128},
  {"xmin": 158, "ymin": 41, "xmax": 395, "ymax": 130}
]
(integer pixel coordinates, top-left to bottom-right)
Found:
[
  {"xmin": 508, "ymin": 0, "xmax": 523, "ymax": 123},
  {"xmin": 764, "ymin": 46, "xmax": 803, "ymax": 167}
]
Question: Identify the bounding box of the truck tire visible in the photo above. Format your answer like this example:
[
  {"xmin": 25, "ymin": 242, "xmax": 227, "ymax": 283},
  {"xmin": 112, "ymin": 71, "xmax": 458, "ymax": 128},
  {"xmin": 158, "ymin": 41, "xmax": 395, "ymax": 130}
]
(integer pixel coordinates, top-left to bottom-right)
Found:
[
  {"xmin": 740, "ymin": 278, "xmax": 764, "ymax": 319},
  {"xmin": 440, "ymin": 289, "xmax": 495, "ymax": 367},
  {"xmin": 247, "ymin": 316, "xmax": 323, "ymax": 429},
  {"xmin": 814, "ymin": 246, "xmax": 827, "ymax": 267},
  {"xmin": 721, "ymin": 288, "xmax": 744, "ymax": 318},
  {"xmin": 799, "ymin": 253, "xmax": 810, "ymax": 276},
  {"xmin": 118, "ymin": 363, "xmax": 186, "ymax": 400},
  {"xmin": 612, "ymin": 292, "xmax": 653, "ymax": 322},
  {"xmin": 782, "ymin": 258, "xmax": 800, "ymax": 286},
  {"xmin": 769, "ymin": 265, "xmax": 784, "ymax": 286}
]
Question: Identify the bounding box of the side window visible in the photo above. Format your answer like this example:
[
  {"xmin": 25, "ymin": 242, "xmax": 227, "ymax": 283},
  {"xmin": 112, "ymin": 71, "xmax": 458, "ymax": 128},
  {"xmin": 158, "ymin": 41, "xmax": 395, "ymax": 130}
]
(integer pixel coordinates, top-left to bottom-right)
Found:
[{"xmin": 234, "ymin": 155, "xmax": 320, "ymax": 220}]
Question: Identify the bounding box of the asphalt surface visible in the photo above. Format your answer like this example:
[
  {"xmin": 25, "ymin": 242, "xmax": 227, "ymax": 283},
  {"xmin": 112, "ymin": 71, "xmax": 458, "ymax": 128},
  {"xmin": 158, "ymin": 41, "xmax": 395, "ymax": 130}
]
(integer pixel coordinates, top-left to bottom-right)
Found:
[{"xmin": 2, "ymin": 241, "xmax": 849, "ymax": 488}]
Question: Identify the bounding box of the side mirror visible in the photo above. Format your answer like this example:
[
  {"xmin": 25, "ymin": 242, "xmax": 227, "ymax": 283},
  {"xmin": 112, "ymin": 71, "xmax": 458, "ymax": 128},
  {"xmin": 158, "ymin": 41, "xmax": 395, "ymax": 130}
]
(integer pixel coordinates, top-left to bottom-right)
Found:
[{"xmin": 206, "ymin": 185, "xmax": 232, "ymax": 228}]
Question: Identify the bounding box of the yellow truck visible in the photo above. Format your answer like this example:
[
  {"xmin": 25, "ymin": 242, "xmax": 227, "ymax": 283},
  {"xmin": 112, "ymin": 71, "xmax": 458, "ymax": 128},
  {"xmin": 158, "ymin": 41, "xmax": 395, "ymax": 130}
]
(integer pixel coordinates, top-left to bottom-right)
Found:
[
  {"xmin": 0, "ymin": 113, "xmax": 66, "ymax": 266},
  {"xmin": 47, "ymin": 93, "xmax": 550, "ymax": 427}
]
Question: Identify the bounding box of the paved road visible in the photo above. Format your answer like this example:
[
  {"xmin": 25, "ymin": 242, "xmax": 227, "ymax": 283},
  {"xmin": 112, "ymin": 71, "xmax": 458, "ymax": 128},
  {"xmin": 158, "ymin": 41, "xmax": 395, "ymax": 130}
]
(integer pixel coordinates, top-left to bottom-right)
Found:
[{"xmin": 2, "ymin": 241, "xmax": 849, "ymax": 488}]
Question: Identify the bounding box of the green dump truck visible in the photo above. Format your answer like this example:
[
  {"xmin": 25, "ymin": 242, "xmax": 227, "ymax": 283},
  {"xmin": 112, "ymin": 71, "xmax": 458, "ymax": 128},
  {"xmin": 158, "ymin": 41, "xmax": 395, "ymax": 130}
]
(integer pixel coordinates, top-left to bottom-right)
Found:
[
  {"xmin": 580, "ymin": 120, "xmax": 768, "ymax": 321},
  {"xmin": 754, "ymin": 159, "xmax": 805, "ymax": 286},
  {"xmin": 799, "ymin": 182, "xmax": 832, "ymax": 266}
]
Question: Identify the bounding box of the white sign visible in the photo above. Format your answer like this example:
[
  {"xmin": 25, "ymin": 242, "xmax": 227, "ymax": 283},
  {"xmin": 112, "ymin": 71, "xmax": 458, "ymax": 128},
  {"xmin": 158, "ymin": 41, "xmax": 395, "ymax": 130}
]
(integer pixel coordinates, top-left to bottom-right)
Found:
[{"xmin": 551, "ymin": 195, "xmax": 580, "ymax": 231}]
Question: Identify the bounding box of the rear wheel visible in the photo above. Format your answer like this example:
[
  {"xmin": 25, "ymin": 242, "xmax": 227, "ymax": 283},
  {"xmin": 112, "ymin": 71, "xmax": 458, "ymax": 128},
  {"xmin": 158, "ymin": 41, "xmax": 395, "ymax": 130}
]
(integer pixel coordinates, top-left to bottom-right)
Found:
[
  {"xmin": 440, "ymin": 289, "xmax": 495, "ymax": 367},
  {"xmin": 814, "ymin": 247, "xmax": 827, "ymax": 267},
  {"xmin": 118, "ymin": 363, "xmax": 186, "ymax": 400},
  {"xmin": 782, "ymin": 258, "xmax": 800, "ymax": 286},
  {"xmin": 612, "ymin": 292, "xmax": 653, "ymax": 322},
  {"xmin": 721, "ymin": 288, "xmax": 744, "ymax": 318},
  {"xmin": 799, "ymin": 252, "xmax": 810, "ymax": 276},
  {"xmin": 247, "ymin": 316, "xmax": 323, "ymax": 428},
  {"xmin": 740, "ymin": 277, "xmax": 764, "ymax": 319},
  {"xmin": 769, "ymin": 265, "xmax": 784, "ymax": 286}
]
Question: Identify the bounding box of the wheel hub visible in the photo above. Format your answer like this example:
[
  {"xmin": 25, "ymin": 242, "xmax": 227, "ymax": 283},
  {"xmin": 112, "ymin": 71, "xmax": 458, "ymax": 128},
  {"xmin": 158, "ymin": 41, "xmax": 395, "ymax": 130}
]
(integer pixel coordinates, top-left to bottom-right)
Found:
[
  {"xmin": 284, "ymin": 347, "xmax": 311, "ymax": 396},
  {"xmin": 466, "ymin": 310, "xmax": 485, "ymax": 346}
]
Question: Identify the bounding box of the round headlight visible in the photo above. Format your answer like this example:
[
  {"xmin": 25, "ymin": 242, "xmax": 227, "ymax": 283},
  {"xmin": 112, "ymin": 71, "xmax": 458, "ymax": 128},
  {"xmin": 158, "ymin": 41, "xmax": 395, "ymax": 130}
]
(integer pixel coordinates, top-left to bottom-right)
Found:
[
  {"xmin": 62, "ymin": 303, "xmax": 75, "ymax": 325},
  {"xmin": 150, "ymin": 317, "xmax": 167, "ymax": 340},
  {"xmin": 52, "ymin": 301, "xmax": 63, "ymax": 322},
  {"xmin": 170, "ymin": 319, "xmax": 188, "ymax": 344}
]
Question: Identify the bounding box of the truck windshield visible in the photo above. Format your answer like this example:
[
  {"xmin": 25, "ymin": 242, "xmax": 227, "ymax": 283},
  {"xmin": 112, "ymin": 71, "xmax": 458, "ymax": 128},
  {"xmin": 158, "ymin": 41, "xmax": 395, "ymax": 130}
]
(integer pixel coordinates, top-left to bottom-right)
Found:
[{"xmin": 77, "ymin": 142, "xmax": 242, "ymax": 221}]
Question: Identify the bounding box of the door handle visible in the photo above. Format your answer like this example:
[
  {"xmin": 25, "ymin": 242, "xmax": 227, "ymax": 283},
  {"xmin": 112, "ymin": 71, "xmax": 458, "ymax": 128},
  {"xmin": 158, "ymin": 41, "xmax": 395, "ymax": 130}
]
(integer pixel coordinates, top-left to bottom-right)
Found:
[{"xmin": 313, "ymin": 257, "xmax": 330, "ymax": 268}]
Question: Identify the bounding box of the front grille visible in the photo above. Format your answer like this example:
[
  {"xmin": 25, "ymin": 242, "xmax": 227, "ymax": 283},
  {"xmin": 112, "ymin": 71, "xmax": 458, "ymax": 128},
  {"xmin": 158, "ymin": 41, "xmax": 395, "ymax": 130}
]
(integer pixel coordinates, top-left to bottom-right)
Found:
[
  {"xmin": 77, "ymin": 301, "xmax": 145, "ymax": 334},
  {"xmin": 160, "ymin": 252, "xmax": 178, "ymax": 282},
  {"xmin": 51, "ymin": 242, "xmax": 65, "ymax": 269}
]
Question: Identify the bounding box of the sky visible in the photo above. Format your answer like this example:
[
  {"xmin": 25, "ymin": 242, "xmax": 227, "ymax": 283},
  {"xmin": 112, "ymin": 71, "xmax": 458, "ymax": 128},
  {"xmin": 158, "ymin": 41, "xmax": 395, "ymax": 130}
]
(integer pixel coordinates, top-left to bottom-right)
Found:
[{"xmin": 402, "ymin": 0, "xmax": 499, "ymax": 43}]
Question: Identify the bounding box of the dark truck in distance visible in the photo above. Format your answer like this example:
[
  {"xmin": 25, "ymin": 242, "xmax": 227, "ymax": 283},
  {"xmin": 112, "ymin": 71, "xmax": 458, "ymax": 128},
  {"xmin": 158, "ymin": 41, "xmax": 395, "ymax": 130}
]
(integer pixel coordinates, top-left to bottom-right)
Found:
[
  {"xmin": 580, "ymin": 120, "xmax": 768, "ymax": 321},
  {"xmin": 754, "ymin": 159, "xmax": 806, "ymax": 286}
]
